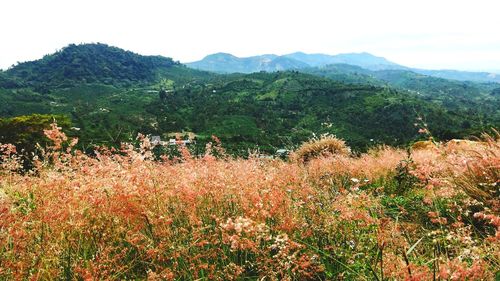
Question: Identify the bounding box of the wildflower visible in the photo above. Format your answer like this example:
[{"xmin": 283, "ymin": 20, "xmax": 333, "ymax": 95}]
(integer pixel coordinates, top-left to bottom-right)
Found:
[{"xmin": 418, "ymin": 128, "xmax": 429, "ymax": 134}]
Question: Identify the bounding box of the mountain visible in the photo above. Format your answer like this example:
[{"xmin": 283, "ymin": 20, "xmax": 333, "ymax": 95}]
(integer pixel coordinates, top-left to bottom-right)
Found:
[
  {"xmin": 413, "ymin": 69, "xmax": 500, "ymax": 83},
  {"xmin": 280, "ymin": 52, "xmax": 336, "ymax": 67},
  {"xmin": 262, "ymin": 56, "xmax": 310, "ymax": 71},
  {"xmin": 188, "ymin": 51, "xmax": 500, "ymax": 83},
  {"xmin": 303, "ymin": 64, "xmax": 500, "ymax": 97},
  {"xmin": 188, "ymin": 51, "xmax": 404, "ymax": 73},
  {"xmin": 303, "ymin": 64, "xmax": 500, "ymax": 116},
  {"xmin": 5, "ymin": 43, "xmax": 214, "ymax": 87},
  {"xmin": 299, "ymin": 63, "xmax": 383, "ymax": 85},
  {"xmin": 186, "ymin": 53, "xmax": 308, "ymax": 73},
  {"xmin": 283, "ymin": 52, "xmax": 406, "ymax": 70}
]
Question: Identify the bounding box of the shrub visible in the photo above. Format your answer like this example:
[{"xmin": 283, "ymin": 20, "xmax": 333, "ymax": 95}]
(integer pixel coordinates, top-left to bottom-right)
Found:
[
  {"xmin": 292, "ymin": 135, "xmax": 351, "ymax": 163},
  {"xmin": 389, "ymin": 157, "xmax": 420, "ymax": 195},
  {"xmin": 411, "ymin": 140, "xmax": 437, "ymax": 151}
]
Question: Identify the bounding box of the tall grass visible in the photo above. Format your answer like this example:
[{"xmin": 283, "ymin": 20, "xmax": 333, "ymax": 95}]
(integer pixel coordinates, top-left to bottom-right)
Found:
[{"xmin": 0, "ymin": 125, "xmax": 498, "ymax": 280}]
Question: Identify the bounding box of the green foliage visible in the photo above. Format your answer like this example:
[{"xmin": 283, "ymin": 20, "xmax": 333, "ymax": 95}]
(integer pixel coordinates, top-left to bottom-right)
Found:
[
  {"xmin": 1, "ymin": 71, "xmax": 496, "ymax": 155},
  {"xmin": 389, "ymin": 157, "xmax": 420, "ymax": 195},
  {"xmin": 0, "ymin": 71, "xmax": 22, "ymax": 88},
  {"xmin": 6, "ymin": 43, "xmax": 179, "ymax": 87},
  {"xmin": 306, "ymin": 66, "xmax": 500, "ymax": 120},
  {"xmin": 145, "ymin": 71, "xmax": 494, "ymax": 153},
  {"xmin": 0, "ymin": 114, "xmax": 71, "ymax": 152}
]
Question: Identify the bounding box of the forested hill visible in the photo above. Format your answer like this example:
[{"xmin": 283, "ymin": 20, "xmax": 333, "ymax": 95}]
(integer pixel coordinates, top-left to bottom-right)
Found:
[
  {"xmin": 145, "ymin": 71, "xmax": 489, "ymax": 150},
  {"xmin": 302, "ymin": 64, "xmax": 500, "ymax": 113},
  {"xmin": 0, "ymin": 71, "xmax": 21, "ymax": 88},
  {"xmin": 0, "ymin": 70, "xmax": 494, "ymax": 153},
  {"xmin": 5, "ymin": 43, "xmax": 191, "ymax": 86}
]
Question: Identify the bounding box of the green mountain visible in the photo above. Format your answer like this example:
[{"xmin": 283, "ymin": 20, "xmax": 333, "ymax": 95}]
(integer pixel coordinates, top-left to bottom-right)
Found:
[
  {"xmin": 1, "ymin": 44, "xmax": 498, "ymax": 155},
  {"xmin": 300, "ymin": 63, "xmax": 384, "ymax": 85},
  {"xmin": 144, "ymin": 72, "xmax": 491, "ymax": 150},
  {"xmin": 5, "ymin": 43, "xmax": 216, "ymax": 87},
  {"xmin": 0, "ymin": 71, "xmax": 22, "ymax": 88},
  {"xmin": 304, "ymin": 64, "xmax": 499, "ymax": 107},
  {"xmin": 2, "ymin": 71, "xmax": 488, "ymax": 152}
]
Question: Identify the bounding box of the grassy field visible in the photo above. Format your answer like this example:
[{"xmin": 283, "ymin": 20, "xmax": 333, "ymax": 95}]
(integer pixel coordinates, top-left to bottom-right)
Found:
[{"xmin": 0, "ymin": 125, "xmax": 499, "ymax": 280}]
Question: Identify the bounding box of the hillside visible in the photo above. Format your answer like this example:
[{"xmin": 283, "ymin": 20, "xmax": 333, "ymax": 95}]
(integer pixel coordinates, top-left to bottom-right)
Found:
[
  {"xmin": 5, "ymin": 43, "xmax": 215, "ymax": 87},
  {"xmin": 1, "ymin": 71, "xmax": 494, "ymax": 153},
  {"xmin": 303, "ymin": 65, "xmax": 500, "ymax": 118},
  {"xmin": 0, "ymin": 71, "xmax": 22, "ymax": 88},
  {"xmin": 145, "ymin": 71, "xmax": 487, "ymax": 150}
]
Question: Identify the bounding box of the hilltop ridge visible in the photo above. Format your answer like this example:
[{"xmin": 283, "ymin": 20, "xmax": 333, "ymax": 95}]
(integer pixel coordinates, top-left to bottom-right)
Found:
[{"xmin": 6, "ymin": 43, "xmax": 180, "ymax": 86}]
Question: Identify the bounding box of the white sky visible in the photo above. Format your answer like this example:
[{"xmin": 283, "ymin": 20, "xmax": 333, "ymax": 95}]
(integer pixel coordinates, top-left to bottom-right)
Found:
[{"xmin": 1, "ymin": 0, "xmax": 499, "ymax": 71}]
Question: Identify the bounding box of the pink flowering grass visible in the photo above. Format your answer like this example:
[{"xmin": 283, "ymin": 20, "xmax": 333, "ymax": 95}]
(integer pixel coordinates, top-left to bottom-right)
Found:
[{"xmin": 0, "ymin": 125, "xmax": 498, "ymax": 280}]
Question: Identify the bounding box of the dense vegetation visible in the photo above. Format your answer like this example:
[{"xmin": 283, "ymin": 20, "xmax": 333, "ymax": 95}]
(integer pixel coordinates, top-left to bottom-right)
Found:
[
  {"xmin": 0, "ymin": 72, "xmax": 494, "ymax": 155},
  {"xmin": 146, "ymin": 71, "xmax": 494, "ymax": 151},
  {"xmin": 0, "ymin": 126, "xmax": 498, "ymax": 280},
  {"xmin": 0, "ymin": 72, "xmax": 22, "ymax": 89},
  {"xmin": 6, "ymin": 43, "xmax": 180, "ymax": 87},
  {"xmin": 0, "ymin": 114, "xmax": 71, "ymax": 151},
  {"xmin": 304, "ymin": 65, "xmax": 500, "ymax": 115}
]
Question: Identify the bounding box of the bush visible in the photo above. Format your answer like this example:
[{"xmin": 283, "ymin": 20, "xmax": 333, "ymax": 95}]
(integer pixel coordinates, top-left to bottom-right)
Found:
[{"xmin": 293, "ymin": 135, "xmax": 351, "ymax": 163}]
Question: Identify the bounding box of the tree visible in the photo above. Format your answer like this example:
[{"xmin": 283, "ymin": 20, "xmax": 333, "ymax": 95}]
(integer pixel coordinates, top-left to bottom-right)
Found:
[{"xmin": 0, "ymin": 114, "xmax": 71, "ymax": 153}]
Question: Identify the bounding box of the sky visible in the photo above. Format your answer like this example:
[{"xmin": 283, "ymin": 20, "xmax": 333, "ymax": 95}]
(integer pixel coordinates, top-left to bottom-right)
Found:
[{"xmin": 1, "ymin": 0, "xmax": 500, "ymax": 72}]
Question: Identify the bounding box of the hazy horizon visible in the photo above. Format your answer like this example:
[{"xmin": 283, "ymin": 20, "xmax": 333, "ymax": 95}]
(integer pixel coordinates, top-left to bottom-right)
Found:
[{"xmin": 1, "ymin": 0, "xmax": 500, "ymax": 72}]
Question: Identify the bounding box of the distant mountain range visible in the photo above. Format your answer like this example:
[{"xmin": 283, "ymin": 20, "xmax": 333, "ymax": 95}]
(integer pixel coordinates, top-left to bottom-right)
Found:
[
  {"xmin": 187, "ymin": 52, "xmax": 500, "ymax": 83},
  {"xmin": 185, "ymin": 53, "xmax": 310, "ymax": 74},
  {"xmin": 187, "ymin": 52, "xmax": 404, "ymax": 73}
]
